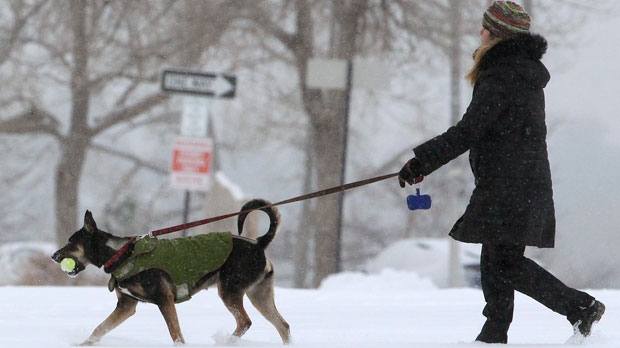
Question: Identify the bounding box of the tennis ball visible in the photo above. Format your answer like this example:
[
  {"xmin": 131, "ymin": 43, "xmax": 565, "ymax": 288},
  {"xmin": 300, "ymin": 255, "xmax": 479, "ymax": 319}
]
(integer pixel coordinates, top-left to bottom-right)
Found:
[{"xmin": 60, "ymin": 258, "xmax": 76, "ymax": 273}]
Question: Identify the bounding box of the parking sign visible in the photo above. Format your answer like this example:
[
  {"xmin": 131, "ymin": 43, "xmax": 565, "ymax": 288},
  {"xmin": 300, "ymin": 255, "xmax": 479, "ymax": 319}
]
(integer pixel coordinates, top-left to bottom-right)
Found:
[{"xmin": 170, "ymin": 137, "xmax": 212, "ymax": 191}]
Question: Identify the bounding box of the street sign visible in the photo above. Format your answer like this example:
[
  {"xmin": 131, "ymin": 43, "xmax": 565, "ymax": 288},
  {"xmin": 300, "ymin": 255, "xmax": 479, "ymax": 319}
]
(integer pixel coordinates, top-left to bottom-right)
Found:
[
  {"xmin": 161, "ymin": 69, "xmax": 236, "ymax": 98},
  {"xmin": 306, "ymin": 58, "xmax": 390, "ymax": 90},
  {"xmin": 170, "ymin": 137, "xmax": 213, "ymax": 191},
  {"xmin": 306, "ymin": 58, "xmax": 348, "ymax": 89},
  {"xmin": 180, "ymin": 96, "xmax": 210, "ymax": 137},
  {"xmin": 351, "ymin": 58, "xmax": 390, "ymax": 90}
]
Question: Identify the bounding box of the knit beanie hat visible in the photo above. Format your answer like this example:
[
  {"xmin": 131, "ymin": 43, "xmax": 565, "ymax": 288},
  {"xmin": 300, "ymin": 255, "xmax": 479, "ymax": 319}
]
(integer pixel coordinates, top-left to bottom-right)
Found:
[{"xmin": 482, "ymin": 1, "xmax": 530, "ymax": 39}]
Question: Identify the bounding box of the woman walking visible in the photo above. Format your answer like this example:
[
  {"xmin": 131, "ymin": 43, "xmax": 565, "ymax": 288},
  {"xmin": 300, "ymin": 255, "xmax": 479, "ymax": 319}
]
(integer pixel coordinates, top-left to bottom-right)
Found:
[{"xmin": 397, "ymin": 1, "xmax": 604, "ymax": 343}]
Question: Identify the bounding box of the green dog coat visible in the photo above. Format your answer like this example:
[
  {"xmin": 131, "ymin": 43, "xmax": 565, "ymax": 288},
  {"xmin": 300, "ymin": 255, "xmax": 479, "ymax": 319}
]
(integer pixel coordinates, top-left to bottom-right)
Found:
[{"xmin": 109, "ymin": 232, "xmax": 233, "ymax": 302}]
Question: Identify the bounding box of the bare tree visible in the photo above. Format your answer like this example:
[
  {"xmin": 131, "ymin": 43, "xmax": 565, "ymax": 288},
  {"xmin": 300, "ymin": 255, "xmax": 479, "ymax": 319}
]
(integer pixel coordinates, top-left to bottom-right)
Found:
[{"xmin": 0, "ymin": 0, "xmax": 238, "ymax": 245}]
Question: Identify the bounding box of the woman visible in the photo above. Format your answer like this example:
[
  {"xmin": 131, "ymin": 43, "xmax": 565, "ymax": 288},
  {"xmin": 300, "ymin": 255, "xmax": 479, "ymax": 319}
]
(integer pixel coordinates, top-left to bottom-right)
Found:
[{"xmin": 397, "ymin": 1, "xmax": 604, "ymax": 344}]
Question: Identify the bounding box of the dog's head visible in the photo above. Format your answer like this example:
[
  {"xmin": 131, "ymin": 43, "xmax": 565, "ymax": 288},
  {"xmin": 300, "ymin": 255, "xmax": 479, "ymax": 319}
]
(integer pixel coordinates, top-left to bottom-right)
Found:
[{"xmin": 51, "ymin": 210, "xmax": 104, "ymax": 277}]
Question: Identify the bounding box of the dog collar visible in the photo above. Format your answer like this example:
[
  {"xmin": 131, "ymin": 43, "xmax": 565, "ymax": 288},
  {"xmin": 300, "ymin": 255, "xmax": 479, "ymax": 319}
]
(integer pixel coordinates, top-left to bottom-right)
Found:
[{"xmin": 103, "ymin": 237, "xmax": 137, "ymax": 273}]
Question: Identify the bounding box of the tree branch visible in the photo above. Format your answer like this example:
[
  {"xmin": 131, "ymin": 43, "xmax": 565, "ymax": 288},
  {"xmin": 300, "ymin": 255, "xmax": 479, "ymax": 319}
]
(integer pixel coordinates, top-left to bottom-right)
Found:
[
  {"xmin": 0, "ymin": 106, "xmax": 61, "ymax": 138},
  {"xmin": 91, "ymin": 93, "xmax": 170, "ymax": 135},
  {"xmin": 91, "ymin": 142, "xmax": 167, "ymax": 175}
]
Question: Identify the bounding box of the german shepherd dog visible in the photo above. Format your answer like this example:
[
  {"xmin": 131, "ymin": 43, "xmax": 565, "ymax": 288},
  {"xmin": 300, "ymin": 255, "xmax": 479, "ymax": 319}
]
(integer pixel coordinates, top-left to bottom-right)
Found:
[{"xmin": 52, "ymin": 199, "xmax": 290, "ymax": 346}]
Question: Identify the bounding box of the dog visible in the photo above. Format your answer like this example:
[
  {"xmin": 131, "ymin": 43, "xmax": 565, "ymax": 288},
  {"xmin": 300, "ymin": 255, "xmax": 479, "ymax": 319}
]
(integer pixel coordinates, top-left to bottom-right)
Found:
[{"xmin": 52, "ymin": 199, "xmax": 290, "ymax": 346}]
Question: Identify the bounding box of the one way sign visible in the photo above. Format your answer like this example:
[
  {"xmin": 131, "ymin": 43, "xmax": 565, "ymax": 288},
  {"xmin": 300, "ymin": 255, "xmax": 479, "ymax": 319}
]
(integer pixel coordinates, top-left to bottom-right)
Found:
[{"xmin": 161, "ymin": 69, "xmax": 236, "ymax": 98}]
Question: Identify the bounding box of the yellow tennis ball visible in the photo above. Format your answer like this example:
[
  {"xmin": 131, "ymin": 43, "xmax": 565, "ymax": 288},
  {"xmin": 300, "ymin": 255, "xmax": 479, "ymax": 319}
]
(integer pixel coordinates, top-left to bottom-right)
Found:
[{"xmin": 60, "ymin": 258, "xmax": 76, "ymax": 273}]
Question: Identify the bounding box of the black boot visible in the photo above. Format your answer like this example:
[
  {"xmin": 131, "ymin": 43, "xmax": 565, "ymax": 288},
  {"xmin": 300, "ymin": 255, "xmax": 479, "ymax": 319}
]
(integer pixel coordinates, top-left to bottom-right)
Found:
[
  {"xmin": 475, "ymin": 320, "xmax": 509, "ymax": 344},
  {"xmin": 568, "ymin": 300, "xmax": 605, "ymax": 337}
]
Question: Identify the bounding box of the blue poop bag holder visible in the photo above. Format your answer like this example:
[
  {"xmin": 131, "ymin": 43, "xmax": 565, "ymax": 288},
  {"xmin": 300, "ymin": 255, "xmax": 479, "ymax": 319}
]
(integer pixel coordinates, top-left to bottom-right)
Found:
[{"xmin": 407, "ymin": 184, "xmax": 431, "ymax": 211}]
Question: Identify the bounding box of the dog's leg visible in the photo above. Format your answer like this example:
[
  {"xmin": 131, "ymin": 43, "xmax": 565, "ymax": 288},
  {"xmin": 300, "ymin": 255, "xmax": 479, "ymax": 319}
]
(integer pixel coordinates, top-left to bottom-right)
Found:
[
  {"xmin": 79, "ymin": 292, "xmax": 138, "ymax": 346},
  {"xmin": 246, "ymin": 264, "xmax": 291, "ymax": 344},
  {"xmin": 219, "ymin": 286, "xmax": 252, "ymax": 341},
  {"xmin": 156, "ymin": 290, "xmax": 185, "ymax": 345}
]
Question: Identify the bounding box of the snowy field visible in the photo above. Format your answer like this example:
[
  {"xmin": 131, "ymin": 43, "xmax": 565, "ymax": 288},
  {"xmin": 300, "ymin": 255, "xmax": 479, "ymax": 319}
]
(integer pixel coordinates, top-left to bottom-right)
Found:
[{"xmin": 3, "ymin": 270, "xmax": 619, "ymax": 348}]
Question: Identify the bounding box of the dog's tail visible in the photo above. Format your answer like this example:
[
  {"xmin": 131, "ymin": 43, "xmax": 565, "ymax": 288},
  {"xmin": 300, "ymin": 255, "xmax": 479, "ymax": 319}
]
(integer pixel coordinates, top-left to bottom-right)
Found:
[{"xmin": 237, "ymin": 199, "xmax": 281, "ymax": 249}]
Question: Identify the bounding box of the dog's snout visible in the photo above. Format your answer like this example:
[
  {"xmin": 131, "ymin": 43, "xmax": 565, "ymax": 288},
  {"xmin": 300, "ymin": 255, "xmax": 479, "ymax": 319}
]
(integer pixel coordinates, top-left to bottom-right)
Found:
[{"xmin": 51, "ymin": 250, "xmax": 63, "ymax": 263}]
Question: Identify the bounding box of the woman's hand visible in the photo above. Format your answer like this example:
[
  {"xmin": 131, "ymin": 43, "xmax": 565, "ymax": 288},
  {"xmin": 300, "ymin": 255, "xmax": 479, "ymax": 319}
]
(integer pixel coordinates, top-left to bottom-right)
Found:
[{"xmin": 398, "ymin": 158, "xmax": 424, "ymax": 187}]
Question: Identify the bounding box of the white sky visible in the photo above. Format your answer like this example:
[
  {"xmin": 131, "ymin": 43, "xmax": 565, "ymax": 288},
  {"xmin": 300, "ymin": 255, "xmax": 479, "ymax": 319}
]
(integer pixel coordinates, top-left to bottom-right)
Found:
[{"xmin": 545, "ymin": 12, "xmax": 620, "ymax": 147}]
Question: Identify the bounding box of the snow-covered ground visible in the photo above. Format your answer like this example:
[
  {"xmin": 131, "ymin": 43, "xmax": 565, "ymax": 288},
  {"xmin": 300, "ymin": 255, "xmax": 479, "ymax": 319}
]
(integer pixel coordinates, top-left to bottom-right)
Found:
[{"xmin": 3, "ymin": 270, "xmax": 618, "ymax": 348}]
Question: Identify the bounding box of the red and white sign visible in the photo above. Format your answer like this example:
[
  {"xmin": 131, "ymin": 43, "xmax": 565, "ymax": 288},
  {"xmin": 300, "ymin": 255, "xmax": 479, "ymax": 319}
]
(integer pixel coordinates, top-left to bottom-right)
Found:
[{"xmin": 170, "ymin": 137, "xmax": 212, "ymax": 191}]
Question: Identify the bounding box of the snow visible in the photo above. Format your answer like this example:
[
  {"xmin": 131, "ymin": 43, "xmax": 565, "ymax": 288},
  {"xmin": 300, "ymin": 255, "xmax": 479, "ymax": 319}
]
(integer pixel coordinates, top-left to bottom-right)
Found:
[
  {"xmin": 4, "ymin": 273, "xmax": 619, "ymax": 347},
  {"xmin": 365, "ymin": 238, "xmax": 482, "ymax": 288},
  {"xmin": 214, "ymin": 171, "xmax": 246, "ymax": 202},
  {"xmin": 0, "ymin": 242, "xmax": 56, "ymax": 285}
]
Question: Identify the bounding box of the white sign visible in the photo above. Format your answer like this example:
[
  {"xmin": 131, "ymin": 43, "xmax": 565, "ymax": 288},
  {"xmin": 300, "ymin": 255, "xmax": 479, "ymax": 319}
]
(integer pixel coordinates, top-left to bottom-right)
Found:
[
  {"xmin": 170, "ymin": 137, "xmax": 213, "ymax": 191},
  {"xmin": 181, "ymin": 97, "xmax": 210, "ymax": 137},
  {"xmin": 161, "ymin": 69, "xmax": 236, "ymax": 98},
  {"xmin": 306, "ymin": 58, "xmax": 348, "ymax": 89},
  {"xmin": 305, "ymin": 58, "xmax": 390, "ymax": 90},
  {"xmin": 352, "ymin": 58, "xmax": 391, "ymax": 90}
]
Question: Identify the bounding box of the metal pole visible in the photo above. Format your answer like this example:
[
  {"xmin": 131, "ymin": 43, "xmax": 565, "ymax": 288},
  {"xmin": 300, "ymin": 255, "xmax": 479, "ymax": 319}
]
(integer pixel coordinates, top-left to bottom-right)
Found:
[
  {"xmin": 182, "ymin": 190, "xmax": 191, "ymax": 237},
  {"xmin": 448, "ymin": 0, "xmax": 464, "ymax": 287},
  {"xmin": 335, "ymin": 60, "xmax": 353, "ymax": 272}
]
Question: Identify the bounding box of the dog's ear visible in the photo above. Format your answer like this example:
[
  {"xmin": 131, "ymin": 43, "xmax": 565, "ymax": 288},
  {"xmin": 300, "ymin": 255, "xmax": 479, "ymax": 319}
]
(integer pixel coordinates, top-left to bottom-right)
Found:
[{"xmin": 84, "ymin": 210, "xmax": 98, "ymax": 233}]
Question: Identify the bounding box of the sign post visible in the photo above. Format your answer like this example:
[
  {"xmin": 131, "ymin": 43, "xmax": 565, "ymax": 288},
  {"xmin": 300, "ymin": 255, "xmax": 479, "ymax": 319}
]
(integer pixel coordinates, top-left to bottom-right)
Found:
[{"xmin": 161, "ymin": 68, "xmax": 236, "ymax": 234}]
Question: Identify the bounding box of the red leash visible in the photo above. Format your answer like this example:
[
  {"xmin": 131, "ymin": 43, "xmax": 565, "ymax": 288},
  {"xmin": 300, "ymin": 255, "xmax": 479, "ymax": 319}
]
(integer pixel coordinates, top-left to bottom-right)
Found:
[{"xmin": 104, "ymin": 172, "xmax": 409, "ymax": 272}]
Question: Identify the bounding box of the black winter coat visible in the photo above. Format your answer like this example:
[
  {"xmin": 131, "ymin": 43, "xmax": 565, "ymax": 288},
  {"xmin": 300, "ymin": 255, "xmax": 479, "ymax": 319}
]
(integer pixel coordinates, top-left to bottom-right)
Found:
[{"xmin": 413, "ymin": 34, "xmax": 554, "ymax": 247}]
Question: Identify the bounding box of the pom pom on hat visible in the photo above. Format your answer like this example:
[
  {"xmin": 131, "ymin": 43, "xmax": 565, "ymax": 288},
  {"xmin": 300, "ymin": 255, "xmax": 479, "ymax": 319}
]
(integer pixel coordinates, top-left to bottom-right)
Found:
[{"xmin": 483, "ymin": 1, "xmax": 530, "ymax": 39}]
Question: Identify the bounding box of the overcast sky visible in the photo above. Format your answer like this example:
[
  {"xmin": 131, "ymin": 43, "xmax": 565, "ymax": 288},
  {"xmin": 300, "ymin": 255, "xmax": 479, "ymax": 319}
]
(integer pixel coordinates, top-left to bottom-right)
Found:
[{"xmin": 545, "ymin": 10, "xmax": 620, "ymax": 147}]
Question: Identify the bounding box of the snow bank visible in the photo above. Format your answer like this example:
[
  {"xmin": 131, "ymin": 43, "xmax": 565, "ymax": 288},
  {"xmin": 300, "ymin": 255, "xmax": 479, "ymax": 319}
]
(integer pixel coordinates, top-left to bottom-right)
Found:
[
  {"xmin": 364, "ymin": 238, "xmax": 481, "ymax": 288},
  {"xmin": 215, "ymin": 171, "xmax": 246, "ymax": 201},
  {"xmin": 320, "ymin": 269, "xmax": 437, "ymax": 292},
  {"xmin": 0, "ymin": 242, "xmax": 108, "ymax": 286},
  {"xmin": 0, "ymin": 242, "xmax": 57, "ymax": 285}
]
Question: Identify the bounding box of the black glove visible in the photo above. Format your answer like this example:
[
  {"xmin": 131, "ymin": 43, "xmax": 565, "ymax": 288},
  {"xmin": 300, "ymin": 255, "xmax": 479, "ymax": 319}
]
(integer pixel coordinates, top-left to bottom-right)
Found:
[{"xmin": 398, "ymin": 158, "xmax": 424, "ymax": 188}]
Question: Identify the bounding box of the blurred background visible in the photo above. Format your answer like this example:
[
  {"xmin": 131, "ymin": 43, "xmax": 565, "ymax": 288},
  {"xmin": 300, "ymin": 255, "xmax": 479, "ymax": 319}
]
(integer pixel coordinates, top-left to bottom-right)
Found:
[{"xmin": 0, "ymin": 0, "xmax": 619, "ymax": 289}]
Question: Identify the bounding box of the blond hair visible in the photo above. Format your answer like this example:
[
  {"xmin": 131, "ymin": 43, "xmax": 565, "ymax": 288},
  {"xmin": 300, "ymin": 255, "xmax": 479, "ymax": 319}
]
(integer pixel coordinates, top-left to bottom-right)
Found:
[{"xmin": 465, "ymin": 37, "xmax": 503, "ymax": 85}]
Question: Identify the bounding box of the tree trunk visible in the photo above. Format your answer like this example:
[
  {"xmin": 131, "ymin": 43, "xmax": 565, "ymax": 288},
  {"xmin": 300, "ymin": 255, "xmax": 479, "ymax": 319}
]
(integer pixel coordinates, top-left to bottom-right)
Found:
[
  {"xmin": 55, "ymin": 0, "xmax": 90, "ymax": 244},
  {"xmin": 310, "ymin": 104, "xmax": 347, "ymax": 286},
  {"xmin": 55, "ymin": 137, "xmax": 89, "ymax": 245},
  {"xmin": 306, "ymin": 1, "xmax": 366, "ymax": 287}
]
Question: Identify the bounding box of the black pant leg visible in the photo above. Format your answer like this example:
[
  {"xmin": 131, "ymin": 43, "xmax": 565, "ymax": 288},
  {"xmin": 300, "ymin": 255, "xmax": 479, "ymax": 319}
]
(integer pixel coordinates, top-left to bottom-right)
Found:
[
  {"xmin": 480, "ymin": 244, "xmax": 515, "ymax": 325},
  {"xmin": 483, "ymin": 244, "xmax": 594, "ymax": 317}
]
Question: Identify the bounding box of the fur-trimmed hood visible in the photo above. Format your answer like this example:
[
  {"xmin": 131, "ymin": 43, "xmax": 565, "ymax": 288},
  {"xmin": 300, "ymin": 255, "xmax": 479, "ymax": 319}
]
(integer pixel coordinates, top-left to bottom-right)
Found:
[{"xmin": 478, "ymin": 33, "xmax": 550, "ymax": 89}]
